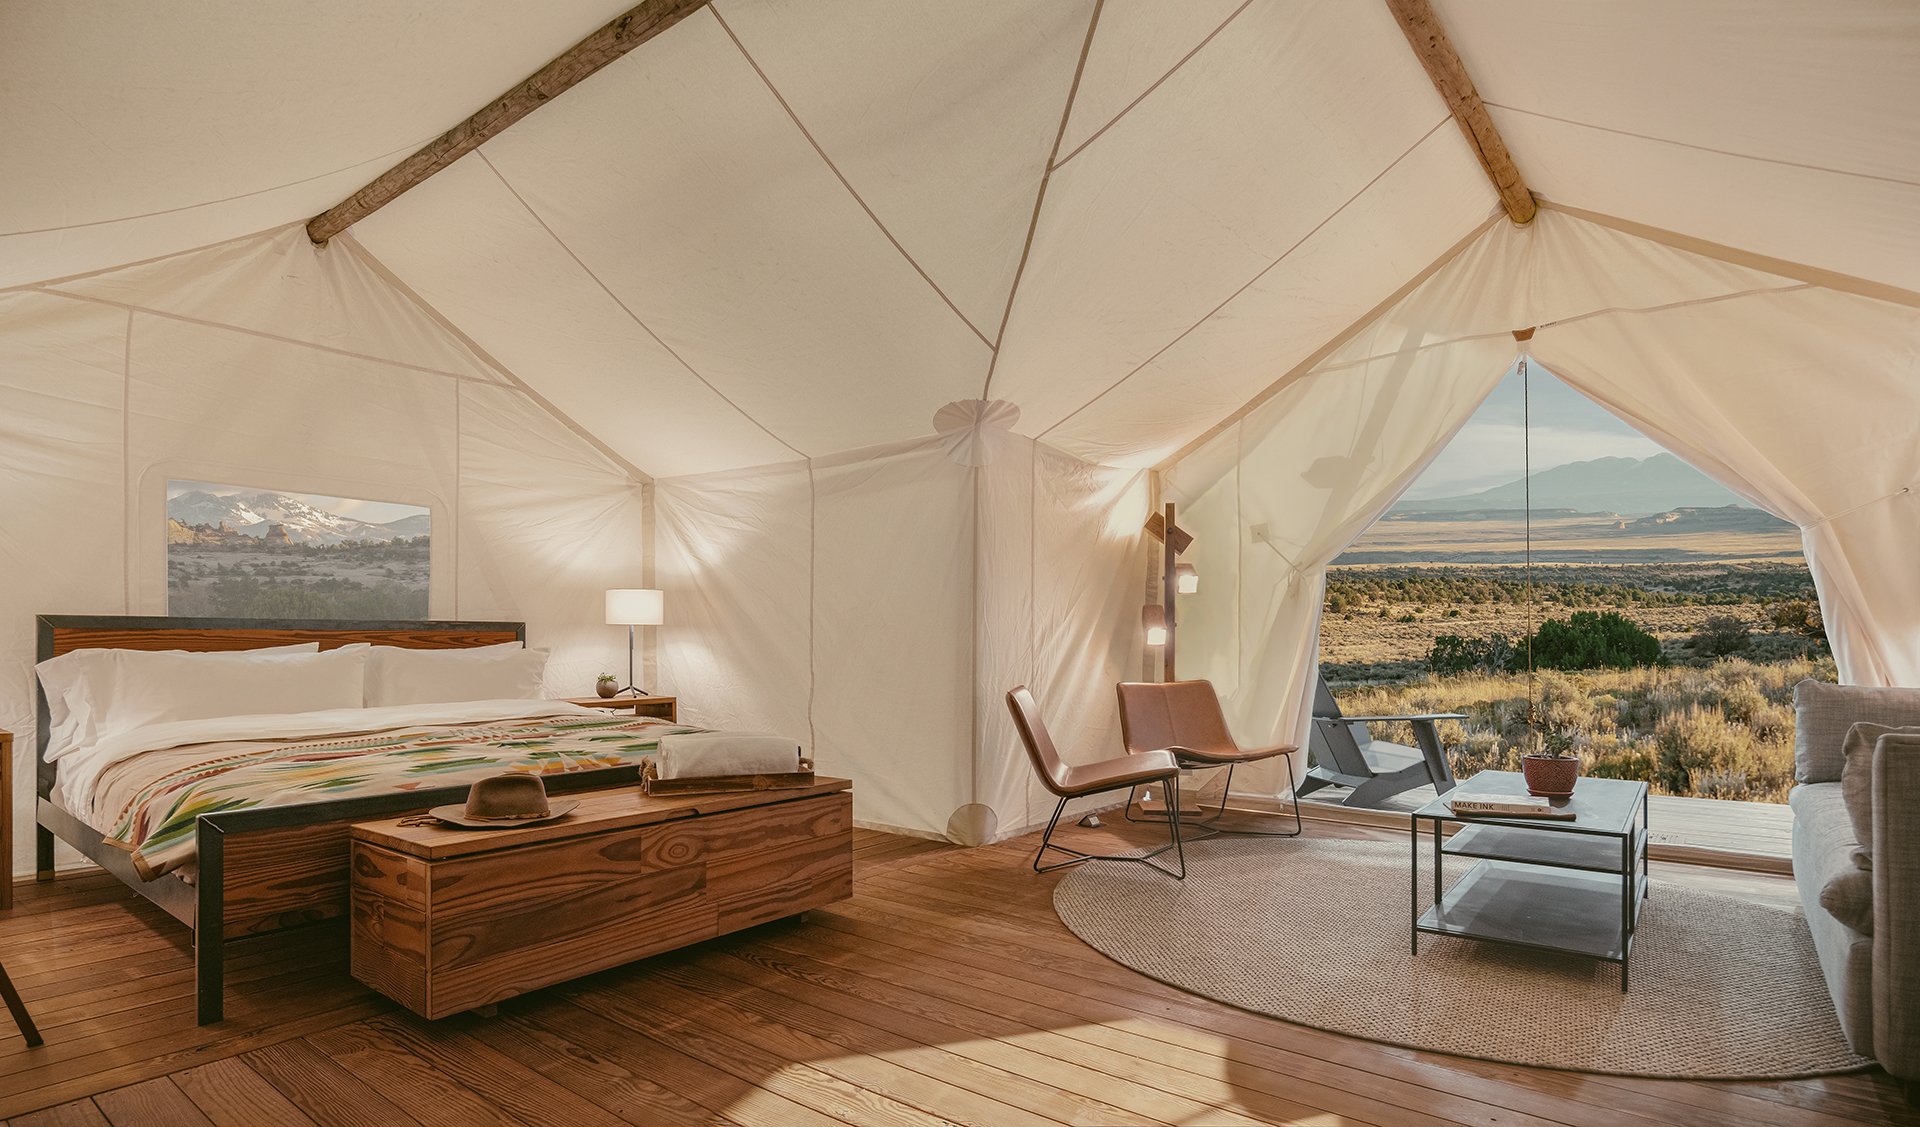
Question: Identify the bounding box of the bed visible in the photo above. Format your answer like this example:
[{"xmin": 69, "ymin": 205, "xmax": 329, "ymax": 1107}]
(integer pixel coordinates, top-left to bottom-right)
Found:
[{"xmin": 30, "ymin": 614, "xmax": 688, "ymax": 1024}]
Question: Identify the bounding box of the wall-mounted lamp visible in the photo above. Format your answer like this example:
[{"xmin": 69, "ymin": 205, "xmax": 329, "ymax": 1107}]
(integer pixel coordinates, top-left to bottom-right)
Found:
[
  {"xmin": 1174, "ymin": 562, "xmax": 1199, "ymax": 595},
  {"xmin": 1142, "ymin": 605, "xmax": 1168, "ymax": 648}
]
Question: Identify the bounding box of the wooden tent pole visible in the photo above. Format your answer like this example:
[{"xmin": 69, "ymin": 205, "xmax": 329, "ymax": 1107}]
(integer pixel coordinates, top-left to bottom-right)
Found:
[
  {"xmin": 306, "ymin": 0, "xmax": 711, "ymax": 245},
  {"xmin": 1383, "ymin": 0, "xmax": 1535, "ymax": 225}
]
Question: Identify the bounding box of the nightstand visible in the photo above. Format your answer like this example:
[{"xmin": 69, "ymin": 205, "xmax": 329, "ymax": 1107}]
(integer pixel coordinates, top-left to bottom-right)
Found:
[{"xmin": 564, "ymin": 696, "xmax": 677, "ymax": 723}]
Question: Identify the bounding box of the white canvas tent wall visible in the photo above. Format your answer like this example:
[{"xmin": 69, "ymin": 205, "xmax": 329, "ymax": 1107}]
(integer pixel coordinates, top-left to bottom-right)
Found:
[{"xmin": 4, "ymin": 0, "xmax": 1918, "ymax": 870}]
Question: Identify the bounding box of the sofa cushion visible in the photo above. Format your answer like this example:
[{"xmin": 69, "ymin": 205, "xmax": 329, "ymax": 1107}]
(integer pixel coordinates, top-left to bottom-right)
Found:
[
  {"xmin": 1840, "ymin": 722, "xmax": 1920, "ymax": 870},
  {"xmin": 1794, "ymin": 680, "xmax": 1920, "ymax": 783},
  {"xmin": 1820, "ymin": 869, "xmax": 1874, "ymax": 934},
  {"xmin": 1790, "ymin": 782, "xmax": 1867, "ymax": 920},
  {"xmin": 1792, "ymin": 783, "xmax": 1877, "ymax": 1054}
]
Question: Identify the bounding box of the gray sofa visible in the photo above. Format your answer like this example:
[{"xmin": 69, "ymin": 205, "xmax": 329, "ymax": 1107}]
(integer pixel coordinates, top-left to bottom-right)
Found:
[{"xmin": 1791, "ymin": 679, "xmax": 1920, "ymax": 1082}]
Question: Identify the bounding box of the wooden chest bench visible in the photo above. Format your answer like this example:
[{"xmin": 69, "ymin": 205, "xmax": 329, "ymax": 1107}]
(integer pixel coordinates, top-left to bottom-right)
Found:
[{"xmin": 348, "ymin": 779, "xmax": 852, "ymax": 1018}]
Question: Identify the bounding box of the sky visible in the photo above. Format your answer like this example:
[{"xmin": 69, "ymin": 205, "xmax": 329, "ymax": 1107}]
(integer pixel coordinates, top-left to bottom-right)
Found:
[
  {"xmin": 166, "ymin": 481, "xmax": 423, "ymax": 524},
  {"xmin": 1398, "ymin": 362, "xmax": 1666, "ymax": 500}
]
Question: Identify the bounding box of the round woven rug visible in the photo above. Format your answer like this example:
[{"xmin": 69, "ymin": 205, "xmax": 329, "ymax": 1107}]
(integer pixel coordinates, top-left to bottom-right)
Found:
[{"xmin": 1053, "ymin": 837, "xmax": 1867, "ymax": 1078}]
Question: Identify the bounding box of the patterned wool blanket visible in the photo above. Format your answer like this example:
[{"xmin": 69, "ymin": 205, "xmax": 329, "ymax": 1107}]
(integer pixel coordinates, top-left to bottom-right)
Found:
[{"xmin": 91, "ymin": 712, "xmax": 698, "ymax": 878}]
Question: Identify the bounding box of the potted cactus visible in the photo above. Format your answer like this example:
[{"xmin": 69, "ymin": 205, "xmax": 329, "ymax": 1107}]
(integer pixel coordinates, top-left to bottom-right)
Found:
[{"xmin": 595, "ymin": 673, "xmax": 620, "ymax": 699}]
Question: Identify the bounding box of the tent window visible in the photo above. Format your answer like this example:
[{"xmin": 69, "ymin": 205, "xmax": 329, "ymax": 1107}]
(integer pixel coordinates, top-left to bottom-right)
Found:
[{"xmin": 164, "ymin": 480, "xmax": 431, "ymax": 619}]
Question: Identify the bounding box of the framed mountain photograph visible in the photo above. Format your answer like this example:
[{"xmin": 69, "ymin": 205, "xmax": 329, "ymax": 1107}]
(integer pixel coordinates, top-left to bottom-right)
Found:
[{"xmin": 165, "ymin": 481, "xmax": 430, "ymax": 619}]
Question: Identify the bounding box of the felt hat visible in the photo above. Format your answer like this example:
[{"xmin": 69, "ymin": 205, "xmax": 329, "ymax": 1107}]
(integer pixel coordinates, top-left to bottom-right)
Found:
[{"xmin": 428, "ymin": 773, "xmax": 576, "ymax": 828}]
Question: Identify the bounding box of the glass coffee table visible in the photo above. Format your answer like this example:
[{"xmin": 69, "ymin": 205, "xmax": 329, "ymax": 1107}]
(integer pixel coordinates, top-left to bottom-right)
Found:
[{"xmin": 1410, "ymin": 770, "xmax": 1650, "ymax": 990}]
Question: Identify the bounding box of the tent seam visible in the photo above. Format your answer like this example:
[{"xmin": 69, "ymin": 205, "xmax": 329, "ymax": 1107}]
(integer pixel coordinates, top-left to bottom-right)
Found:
[
  {"xmin": 0, "ymin": 222, "xmax": 308, "ymax": 295},
  {"xmin": 1037, "ymin": 115, "xmax": 1453, "ymax": 441},
  {"xmin": 1050, "ymin": 0, "xmax": 1256, "ymax": 172},
  {"xmin": 123, "ymin": 310, "xmax": 134, "ymax": 614},
  {"xmin": 980, "ymin": 0, "xmax": 1107, "ymax": 399},
  {"xmin": 1151, "ymin": 209, "xmax": 1499, "ymax": 473},
  {"xmin": 474, "ymin": 151, "xmax": 808, "ymax": 462},
  {"xmin": 807, "ymin": 459, "xmax": 819, "ymax": 760},
  {"xmin": 1487, "ymin": 102, "xmax": 1920, "ymax": 191},
  {"xmin": 708, "ymin": 5, "xmax": 994, "ymax": 351},
  {"xmin": 335, "ymin": 233, "xmax": 654, "ymax": 485},
  {"xmin": 1027, "ymin": 438, "xmax": 1037, "ymax": 834},
  {"xmin": 1537, "ymin": 200, "xmax": 1920, "ymax": 310},
  {"xmin": 452, "ymin": 382, "xmax": 462, "ymax": 620},
  {"xmin": 24, "ymin": 288, "xmax": 503, "ymax": 386},
  {"xmin": 1298, "ymin": 280, "xmax": 1815, "ymax": 386},
  {"xmin": 0, "ymin": 137, "xmax": 438, "ymax": 239}
]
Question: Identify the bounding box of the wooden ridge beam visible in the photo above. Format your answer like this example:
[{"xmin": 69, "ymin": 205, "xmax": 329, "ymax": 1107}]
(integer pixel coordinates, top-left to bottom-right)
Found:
[
  {"xmin": 307, "ymin": 0, "xmax": 710, "ymax": 245},
  {"xmin": 1384, "ymin": 0, "xmax": 1535, "ymax": 224}
]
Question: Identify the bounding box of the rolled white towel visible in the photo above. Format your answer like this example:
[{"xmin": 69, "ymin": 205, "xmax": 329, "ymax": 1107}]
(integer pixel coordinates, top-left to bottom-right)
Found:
[{"xmin": 656, "ymin": 731, "xmax": 803, "ymax": 779}]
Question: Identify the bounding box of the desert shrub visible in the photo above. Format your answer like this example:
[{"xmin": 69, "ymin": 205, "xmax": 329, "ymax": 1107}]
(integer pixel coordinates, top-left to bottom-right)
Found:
[
  {"xmin": 1771, "ymin": 600, "xmax": 1815, "ymax": 632},
  {"xmin": 1769, "ymin": 599, "xmax": 1831, "ymax": 654},
  {"xmin": 1716, "ymin": 679, "xmax": 1768, "ymax": 725},
  {"xmin": 1584, "ymin": 734, "xmax": 1658, "ymax": 785},
  {"xmin": 1690, "ymin": 615, "xmax": 1752, "ymax": 658},
  {"xmin": 1510, "ymin": 611, "xmax": 1662, "ymax": 672},
  {"xmin": 1425, "ymin": 633, "xmax": 1513, "ymax": 676}
]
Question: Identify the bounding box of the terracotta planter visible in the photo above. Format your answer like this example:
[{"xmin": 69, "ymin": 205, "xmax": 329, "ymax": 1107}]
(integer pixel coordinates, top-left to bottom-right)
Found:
[{"xmin": 1521, "ymin": 753, "xmax": 1579, "ymax": 797}]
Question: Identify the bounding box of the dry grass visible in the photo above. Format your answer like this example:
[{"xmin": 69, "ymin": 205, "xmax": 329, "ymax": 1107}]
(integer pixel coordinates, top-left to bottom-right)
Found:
[{"xmin": 1332, "ymin": 656, "xmax": 1835, "ymax": 804}]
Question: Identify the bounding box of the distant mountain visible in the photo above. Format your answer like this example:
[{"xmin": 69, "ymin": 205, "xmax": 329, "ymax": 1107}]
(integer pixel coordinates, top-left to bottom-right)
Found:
[
  {"xmin": 1393, "ymin": 453, "xmax": 1747, "ymax": 517},
  {"xmin": 1618, "ymin": 505, "xmax": 1794, "ymax": 535},
  {"xmin": 379, "ymin": 513, "xmax": 433, "ymax": 538},
  {"xmin": 166, "ymin": 490, "xmax": 427, "ymax": 546}
]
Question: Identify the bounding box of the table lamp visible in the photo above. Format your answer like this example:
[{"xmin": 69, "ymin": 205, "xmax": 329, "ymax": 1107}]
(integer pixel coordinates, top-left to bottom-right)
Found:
[{"xmin": 605, "ymin": 588, "xmax": 664, "ymax": 695}]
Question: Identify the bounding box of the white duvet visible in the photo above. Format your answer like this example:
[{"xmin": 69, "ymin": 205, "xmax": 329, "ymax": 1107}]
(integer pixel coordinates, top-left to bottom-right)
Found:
[{"xmin": 58, "ymin": 698, "xmax": 599, "ymax": 826}]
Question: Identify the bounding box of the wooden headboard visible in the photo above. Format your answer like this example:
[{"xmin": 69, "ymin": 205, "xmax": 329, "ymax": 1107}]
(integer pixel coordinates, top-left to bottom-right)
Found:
[
  {"xmin": 33, "ymin": 614, "xmax": 525, "ymax": 789},
  {"xmin": 37, "ymin": 615, "xmax": 523, "ymax": 659}
]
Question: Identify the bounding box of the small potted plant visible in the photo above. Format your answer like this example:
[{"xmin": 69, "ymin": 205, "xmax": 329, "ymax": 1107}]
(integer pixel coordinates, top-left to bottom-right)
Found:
[
  {"xmin": 595, "ymin": 673, "xmax": 620, "ymax": 699},
  {"xmin": 1521, "ymin": 726, "xmax": 1579, "ymax": 797}
]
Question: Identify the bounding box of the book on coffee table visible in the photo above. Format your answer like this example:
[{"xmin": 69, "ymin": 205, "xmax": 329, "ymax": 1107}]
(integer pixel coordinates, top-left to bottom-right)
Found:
[{"xmin": 1447, "ymin": 792, "xmax": 1577, "ymax": 819}]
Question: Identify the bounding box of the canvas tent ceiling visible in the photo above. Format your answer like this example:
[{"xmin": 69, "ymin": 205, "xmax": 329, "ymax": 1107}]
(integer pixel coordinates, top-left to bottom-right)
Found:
[
  {"xmin": 4, "ymin": 1, "xmax": 1920, "ymax": 854},
  {"xmin": 9, "ymin": 0, "xmax": 1908, "ymax": 477}
]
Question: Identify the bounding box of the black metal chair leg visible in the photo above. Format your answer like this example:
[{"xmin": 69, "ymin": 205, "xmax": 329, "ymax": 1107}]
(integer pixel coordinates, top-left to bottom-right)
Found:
[
  {"xmin": 1033, "ymin": 794, "xmax": 1186, "ymax": 880},
  {"xmin": 1180, "ymin": 758, "xmax": 1305, "ymax": 838},
  {"xmin": 0, "ymin": 962, "xmax": 42, "ymax": 1048}
]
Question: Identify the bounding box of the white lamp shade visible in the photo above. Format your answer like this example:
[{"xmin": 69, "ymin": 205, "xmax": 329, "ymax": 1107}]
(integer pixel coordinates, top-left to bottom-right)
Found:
[{"xmin": 605, "ymin": 588, "xmax": 664, "ymax": 626}]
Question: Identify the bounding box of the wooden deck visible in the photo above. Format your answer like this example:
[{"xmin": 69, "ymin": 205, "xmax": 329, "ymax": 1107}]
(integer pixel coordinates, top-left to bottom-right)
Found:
[
  {"xmin": 1300, "ymin": 785, "xmax": 1794, "ymax": 861},
  {"xmin": 2, "ymin": 821, "xmax": 1910, "ymax": 1127}
]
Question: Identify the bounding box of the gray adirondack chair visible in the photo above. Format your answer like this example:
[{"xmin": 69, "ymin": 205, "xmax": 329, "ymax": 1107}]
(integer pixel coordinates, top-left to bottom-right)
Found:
[{"xmin": 1298, "ymin": 673, "xmax": 1463, "ymax": 808}]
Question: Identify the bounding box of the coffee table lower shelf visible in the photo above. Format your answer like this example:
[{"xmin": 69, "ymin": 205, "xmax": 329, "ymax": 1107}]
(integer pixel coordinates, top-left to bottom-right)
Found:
[{"xmin": 1416, "ymin": 860, "xmax": 1649, "ymax": 987}]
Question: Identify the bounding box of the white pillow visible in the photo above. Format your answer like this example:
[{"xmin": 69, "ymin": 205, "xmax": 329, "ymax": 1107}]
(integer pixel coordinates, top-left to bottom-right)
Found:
[
  {"xmin": 364, "ymin": 643, "xmax": 549, "ymax": 707},
  {"xmin": 38, "ymin": 642, "xmax": 319, "ymax": 761},
  {"xmin": 87, "ymin": 645, "xmax": 369, "ymax": 744}
]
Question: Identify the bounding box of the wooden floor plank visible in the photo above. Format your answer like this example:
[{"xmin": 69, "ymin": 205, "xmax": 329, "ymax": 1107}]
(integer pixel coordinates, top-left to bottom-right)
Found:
[
  {"xmin": 2, "ymin": 821, "xmax": 1909, "ymax": 1127},
  {"xmin": 6, "ymin": 1100, "xmax": 109, "ymax": 1127},
  {"xmin": 354, "ymin": 1013, "xmax": 646, "ymax": 1127},
  {"xmin": 303, "ymin": 1023, "xmax": 525, "ymax": 1127},
  {"xmin": 456, "ymin": 1009, "xmax": 743, "ymax": 1127},
  {"xmin": 242, "ymin": 1037, "xmax": 422, "ymax": 1127},
  {"xmin": 4, "ymin": 1101, "xmax": 108, "ymax": 1127},
  {"xmin": 526, "ymin": 998, "xmax": 913, "ymax": 1127},
  {"xmin": 90, "ymin": 1078, "xmax": 213, "ymax": 1127},
  {"xmin": 569, "ymin": 967, "xmax": 1079, "ymax": 1127},
  {"xmin": 593, "ymin": 957, "xmax": 1159, "ymax": 1127},
  {"xmin": 170, "ymin": 1058, "xmax": 318, "ymax": 1127}
]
